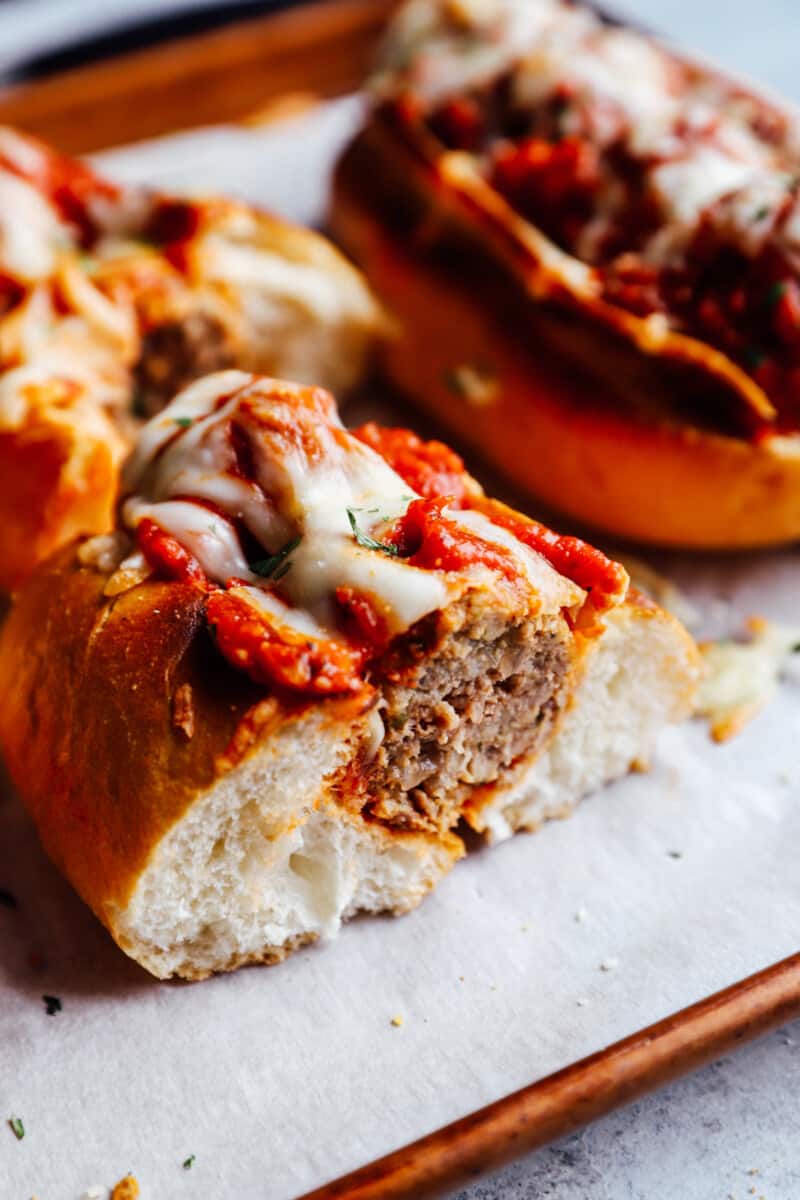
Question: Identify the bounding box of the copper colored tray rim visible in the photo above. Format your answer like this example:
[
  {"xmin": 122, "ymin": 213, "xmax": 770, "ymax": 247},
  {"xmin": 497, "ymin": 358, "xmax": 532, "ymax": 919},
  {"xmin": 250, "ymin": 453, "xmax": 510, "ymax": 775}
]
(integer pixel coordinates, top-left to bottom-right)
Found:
[{"xmin": 298, "ymin": 953, "xmax": 800, "ymax": 1199}]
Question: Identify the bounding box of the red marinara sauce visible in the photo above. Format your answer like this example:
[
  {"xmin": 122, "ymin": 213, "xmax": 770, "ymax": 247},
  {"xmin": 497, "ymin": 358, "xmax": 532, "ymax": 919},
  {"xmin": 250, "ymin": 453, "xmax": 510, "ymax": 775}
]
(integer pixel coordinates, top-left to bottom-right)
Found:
[
  {"xmin": 206, "ymin": 587, "xmax": 365, "ymax": 696},
  {"xmin": 355, "ymin": 423, "xmax": 471, "ymax": 502},
  {"xmin": 134, "ymin": 518, "xmax": 368, "ymax": 697},
  {"xmin": 354, "ymin": 424, "xmax": 627, "ymax": 611},
  {"xmin": 0, "ymin": 141, "xmax": 120, "ymax": 247},
  {"xmin": 387, "ymin": 495, "xmax": 526, "ymax": 588}
]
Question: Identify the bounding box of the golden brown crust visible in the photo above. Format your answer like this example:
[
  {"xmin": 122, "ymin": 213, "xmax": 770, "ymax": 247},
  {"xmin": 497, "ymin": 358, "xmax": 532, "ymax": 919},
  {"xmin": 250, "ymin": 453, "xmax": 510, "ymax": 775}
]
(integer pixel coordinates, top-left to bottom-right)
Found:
[
  {"xmin": 0, "ymin": 548, "xmax": 352, "ymax": 923},
  {"xmin": 331, "ymin": 145, "xmax": 800, "ymax": 549},
  {"xmin": 0, "ymin": 411, "xmax": 123, "ymax": 591}
]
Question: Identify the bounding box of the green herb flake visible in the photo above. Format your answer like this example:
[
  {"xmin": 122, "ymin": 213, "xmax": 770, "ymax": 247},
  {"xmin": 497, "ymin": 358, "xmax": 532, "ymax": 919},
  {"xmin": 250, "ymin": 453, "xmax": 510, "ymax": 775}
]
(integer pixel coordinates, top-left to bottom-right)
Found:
[
  {"xmin": 250, "ymin": 536, "xmax": 302, "ymax": 581},
  {"xmin": 442, "ymin": 368, "xmax": 468, "ymax": 397},
  {"xmin": 765, "ymin": 280, "xmax": 788, "ymax": 308},
  {"xmin": 346, "ymin": 508, "xmax": 399, "ymax": 557},
  {"xmin": 743, "ymin": 345, "xmax": 766, "ymax": 370},
  {"xmin": 42, "ymin": 994, "xmax": 62, "ymax": 1016},
  {"xmin": 8, "ymin": 1116, "xmax": 24, "ymax": 1141},
  {"xmin": 753, "ymin": 205, "xmax": 770, "ymax": 222},
  {"xmin": 389, "ymin": 712, "xmax": 408, "ymax": 731},
  {"xmin": 183, "ymin": 1154, "xmax": 196, "ymax": 1170},
  {"xmin": 792, "ymin": 641, "xmax": 800, "ymax": 653},
  {"xmin": 131, "ymin": 387, "xmax": 148, "ymax": 420},
  {"xmin": 173, "ymin": 417, "xmax": 193, "ymax": 429}
]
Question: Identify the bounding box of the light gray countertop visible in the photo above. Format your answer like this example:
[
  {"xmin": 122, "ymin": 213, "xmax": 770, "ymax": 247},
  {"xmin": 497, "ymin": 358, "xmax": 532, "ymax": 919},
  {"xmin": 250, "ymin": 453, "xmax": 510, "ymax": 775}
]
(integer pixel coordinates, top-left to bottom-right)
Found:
[{"xmin": 453, "ymin": 1020, "xmax": 800, "ymax": 1199}]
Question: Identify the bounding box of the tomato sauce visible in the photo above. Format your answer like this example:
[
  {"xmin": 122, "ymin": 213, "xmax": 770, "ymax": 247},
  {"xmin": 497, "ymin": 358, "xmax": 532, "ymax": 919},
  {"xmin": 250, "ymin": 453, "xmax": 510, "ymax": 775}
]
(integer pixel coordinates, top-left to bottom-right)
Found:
[
  {"xmin": 207, "ymin": 588, "xmax": 365, "ymax": 696},
  {"xmin": 0, "ymin": 141, "xmax": 119, "ymax": 247},
  {"xmin": 388, "ymin": 495, "xmax": 526, "ymax": 587},
  {"xmin": 354, "ymin": 423, "xmax": 471, "ymax": 502},
  {"xmin": 355, "ymin": 423, "xmax": 626, "ymax": 609},
  {"xmin": 136, "ymin": 517, "xmax": 206, "ymax": 585}
]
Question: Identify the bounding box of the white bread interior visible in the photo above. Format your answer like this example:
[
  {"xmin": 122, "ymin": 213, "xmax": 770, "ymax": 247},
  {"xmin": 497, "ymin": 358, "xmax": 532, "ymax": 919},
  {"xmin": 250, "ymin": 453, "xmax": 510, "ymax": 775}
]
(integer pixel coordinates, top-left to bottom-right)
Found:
[
  {"xmin": 113, "ymin": 708, "xmax": 459, "ymax": 981},
  {"xmin": 111, "ymin": 603, "xmax": 697, "ymax": 981}
]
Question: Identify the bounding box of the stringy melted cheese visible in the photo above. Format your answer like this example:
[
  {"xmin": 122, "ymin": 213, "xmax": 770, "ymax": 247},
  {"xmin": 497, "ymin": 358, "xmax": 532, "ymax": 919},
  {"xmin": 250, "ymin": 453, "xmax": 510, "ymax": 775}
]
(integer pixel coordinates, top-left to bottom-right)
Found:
[{"xmin": 121, "ymin": 371, "xmax": 584, "ymax": 643}]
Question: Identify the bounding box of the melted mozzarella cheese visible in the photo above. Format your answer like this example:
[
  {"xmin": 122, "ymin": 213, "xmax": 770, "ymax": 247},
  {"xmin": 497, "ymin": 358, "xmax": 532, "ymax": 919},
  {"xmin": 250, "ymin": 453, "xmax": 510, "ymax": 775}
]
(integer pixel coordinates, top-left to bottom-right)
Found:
[
  {"xmin": 0, "ymin": 170, "xmax": 70, "ymax": 281},
  {"xmin": 649, "ymin": 150, "xmax": 761, "ymax": 226},
  {"xmin": 0, "ymin": 127, "xmax": 48, "ymax": 178},
  {"xmin": 514, "ymin": 24, "xmax": 677, "ymax": 154},
  {"xmin": 122, "ymin": 372, "xmax": 584, "ymax": 643},
  {"xmin": 123, "ymin": 373, "xmax": 453, "ymax": 635},
  {"xmin": 376, "ymin": 0, "xmax": 571, "ymax": 101}
]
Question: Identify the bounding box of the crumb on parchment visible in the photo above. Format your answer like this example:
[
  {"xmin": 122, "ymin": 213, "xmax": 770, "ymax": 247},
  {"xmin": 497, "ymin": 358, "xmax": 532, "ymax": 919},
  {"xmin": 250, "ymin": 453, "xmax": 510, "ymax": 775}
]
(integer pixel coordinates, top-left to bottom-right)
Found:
[
  {"xmin": 696, "ymin": 616, "xmax": 800, "ymax": 742},
  {"xmin": 111, "ymin": 1176, "xmax": 139, "ymax": 1200},
  {"xmin": 390, "ymin": 1015, "xmax": 404, "ymax": 1027}
]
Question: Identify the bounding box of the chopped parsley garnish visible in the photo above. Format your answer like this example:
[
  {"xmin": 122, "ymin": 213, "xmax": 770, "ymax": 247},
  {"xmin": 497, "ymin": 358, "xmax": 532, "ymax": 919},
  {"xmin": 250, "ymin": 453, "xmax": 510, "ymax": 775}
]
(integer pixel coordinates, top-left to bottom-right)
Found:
[
  {"xmin": 43, "ymin": 994, "xmax": 62, "ymax": 1016},
  {"xmin": 8, "ymin": 1116, "xmax": 24, "ymax": 1141},
  {"xmin": 753, "ymin": 205, "xmax": 770, "ymax": 222},
  {"xmin": 765, "ymin": 280, "xmax": 788, "ymax": 308},
  {"xmin": 442, "ymin": 367, "xmax": 468, "ymax": 396},
  {"xmin": 0, "ymin": 888, "xmax": 17, "ymax": 909},
  {"xmin": 250, "ymin": 536, "xmax": 302, "ymax": 580},
  {"xmin": 347, "ymin": 508, "xmax": 399, "ymax": 557},
  {"xmin": 183, "ymin": 1155, "xmax": 196, "ymax": 1170},
  {"xmin": 131, "ymin": 387, "xmax": 148, "ymax": 420},
  {"xmin": 173, "ymin": 417, "xmax": 193, "ymax": 429},
  {"xmin": 793, "ymin": 641, "xmax": 800, "ymax": 653}
]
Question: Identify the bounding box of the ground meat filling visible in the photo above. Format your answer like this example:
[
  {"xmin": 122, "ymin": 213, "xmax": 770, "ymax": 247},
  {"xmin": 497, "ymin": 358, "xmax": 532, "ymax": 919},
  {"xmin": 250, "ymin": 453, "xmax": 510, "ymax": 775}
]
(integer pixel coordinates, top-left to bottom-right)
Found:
[
  {"xmin": 360, "ymin": 603, "xmax": 572, "ymax": 836},
  {"xmin": 134, "ymin": 312, "xmax": 237, "ymax": 416}
]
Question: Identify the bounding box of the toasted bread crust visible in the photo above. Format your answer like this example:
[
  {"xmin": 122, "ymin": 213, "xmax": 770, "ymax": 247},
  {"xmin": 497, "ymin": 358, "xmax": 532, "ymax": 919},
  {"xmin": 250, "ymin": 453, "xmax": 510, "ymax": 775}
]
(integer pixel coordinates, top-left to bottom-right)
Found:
[{"xmin": 0, "ymin": 549, "xmax": 361, "ymax": 922}]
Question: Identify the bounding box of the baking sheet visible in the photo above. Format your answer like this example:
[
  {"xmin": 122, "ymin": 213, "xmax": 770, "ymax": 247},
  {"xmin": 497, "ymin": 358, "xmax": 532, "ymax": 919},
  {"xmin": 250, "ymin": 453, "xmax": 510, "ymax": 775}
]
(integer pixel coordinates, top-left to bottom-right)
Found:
[{"xmin": 2, "ymin": 96, "xmax": 800, "ymax": 1200}]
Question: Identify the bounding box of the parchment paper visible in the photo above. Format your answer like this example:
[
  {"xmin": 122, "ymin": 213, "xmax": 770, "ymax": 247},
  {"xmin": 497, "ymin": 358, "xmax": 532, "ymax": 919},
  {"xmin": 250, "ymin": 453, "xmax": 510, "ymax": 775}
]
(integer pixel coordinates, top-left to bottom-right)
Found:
[{"xmin": 1, "ymin": 96, "xmax": 799, "ymax": 1200}]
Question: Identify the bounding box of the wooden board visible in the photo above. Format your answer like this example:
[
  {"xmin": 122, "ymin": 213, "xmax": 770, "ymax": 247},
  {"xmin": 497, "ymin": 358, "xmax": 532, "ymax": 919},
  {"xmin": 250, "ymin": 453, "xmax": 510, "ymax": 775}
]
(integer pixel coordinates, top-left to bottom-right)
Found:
[
  {"xmin": 0, "ymin": 0, "xmax": 400, "ymax": 154},
  {"xmin": 0, "ymin": 3, "xmax": 798, "ymax": 1196}
]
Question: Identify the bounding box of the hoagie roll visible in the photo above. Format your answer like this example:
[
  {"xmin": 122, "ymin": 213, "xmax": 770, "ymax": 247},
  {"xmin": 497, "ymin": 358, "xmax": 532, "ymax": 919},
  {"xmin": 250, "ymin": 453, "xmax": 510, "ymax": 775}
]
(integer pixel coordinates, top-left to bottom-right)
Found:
[{"xmin": 0, "ymin": 372, "xmax": 698, "ymax": 978}]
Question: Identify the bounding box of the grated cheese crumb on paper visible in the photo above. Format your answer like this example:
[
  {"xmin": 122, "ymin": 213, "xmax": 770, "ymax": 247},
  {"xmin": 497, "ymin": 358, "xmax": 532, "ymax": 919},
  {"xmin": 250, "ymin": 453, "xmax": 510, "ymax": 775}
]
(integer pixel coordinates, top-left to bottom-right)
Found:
[
  {"xmin": 696, "ymin": 617, "xmax": 800, "ymax": 742},
  {"xmin": 390, "ymin": 1014, "xmax": 404, "ymax": 1028},
  {"xmin": 111, "ymin": 1176, "xmax": 139, "ymax": 1200},
  {"xmin": 600, "ymin": 957, "xmax": 619, "ymax": 972}
]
